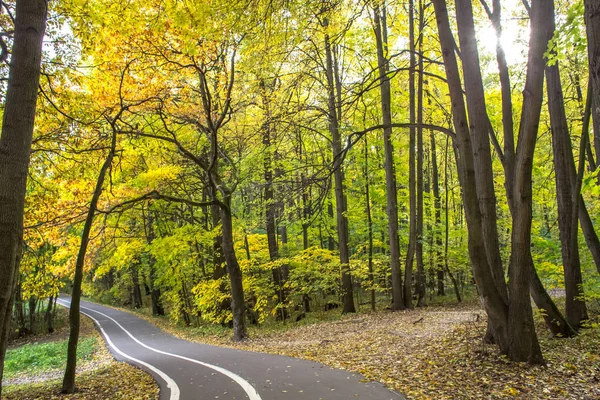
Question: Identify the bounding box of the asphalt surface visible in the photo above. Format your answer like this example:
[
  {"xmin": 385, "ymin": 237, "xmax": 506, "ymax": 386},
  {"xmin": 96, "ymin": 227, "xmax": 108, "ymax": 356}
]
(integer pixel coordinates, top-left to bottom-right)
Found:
[{"xmin": 57, "ymin": 296, "xmax": 404, "ymax": 400}]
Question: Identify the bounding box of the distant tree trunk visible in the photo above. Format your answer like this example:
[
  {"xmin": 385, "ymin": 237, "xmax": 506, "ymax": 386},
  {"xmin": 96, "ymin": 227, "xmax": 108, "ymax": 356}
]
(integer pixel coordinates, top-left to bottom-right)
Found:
[
  {"xmin": 431, "ymin": 133, "xmax": 444, "ymax": 296},
  {"xmin": 0, "ymin": 0, "xmax": 47, "ymax": 393},
  {"xmin": 324, "ymin": 18, "xmax": 355, "ymax": 313},
  {"xmin": 545, "ymin": 2, "xmax": 588, "ymax": 330},
  {"xmin": 145, "ymin": 207, "xmax": 164, "ymax": 316},
  {"xmin": 372, "ymin": 3, "xmax": 403, "ymax": 310},
  {"xmin": 444, "ymin": 138, "xmax": 461, "ymax": 302},
  {"xmin": 28, "ymin": 296, "xmax": 36, "ymax": 333},
  {"xmin": 363, "ymin": 136, "xmax": 376, "ymax": 312},
  {"xmin": 46, "ymin": 295, "xmax": 54, "ymax": 333},
  {"xmin": 63, "ymin": 118, "xmax": 119, "ymax": 393},
  {"xmin": 15, "ymin": 279, "xmax": 27, "ymax": 333},
  {"xmin": 210, "ymin": 185, "xmax": 227, "ymax": 280},
  {"xmin": 131, "ymin": 263, "xmax": 143, "ymax": 309},
  {"xmin": 404, "ymin": 0, "xmax": 417, "ymax": 309},
  {"xmin": 262, "ymin": 84, "xmax": 287, "ymax": 322}
]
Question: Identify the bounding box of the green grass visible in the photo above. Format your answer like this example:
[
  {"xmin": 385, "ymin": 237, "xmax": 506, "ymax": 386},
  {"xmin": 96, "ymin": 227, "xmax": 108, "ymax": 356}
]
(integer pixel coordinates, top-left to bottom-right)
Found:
[{"xmin": 4, "ymin": 336, "xmax": 97, "ymax": 378}]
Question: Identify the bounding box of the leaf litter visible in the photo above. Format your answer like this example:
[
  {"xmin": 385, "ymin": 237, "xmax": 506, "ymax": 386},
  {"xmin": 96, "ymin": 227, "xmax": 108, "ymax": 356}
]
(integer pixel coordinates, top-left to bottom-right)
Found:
[{"xmin": 144, "ymin": 300, "xmax": 599, "ymax": 400}]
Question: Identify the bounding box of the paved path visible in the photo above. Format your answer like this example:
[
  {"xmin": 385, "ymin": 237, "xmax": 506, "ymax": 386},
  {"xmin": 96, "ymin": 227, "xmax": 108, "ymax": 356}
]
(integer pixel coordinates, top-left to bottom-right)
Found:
[{"xmin": 57, "ymin": 297, "xmax": 404, "ymax": 400}]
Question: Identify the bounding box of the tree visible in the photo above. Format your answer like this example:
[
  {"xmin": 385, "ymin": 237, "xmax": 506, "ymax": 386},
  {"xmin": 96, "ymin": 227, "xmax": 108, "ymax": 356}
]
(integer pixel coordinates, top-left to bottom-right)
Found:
[
  {"xmin": 371, "ymin": 2, "xmax": 403, "ymax": 310},
  {"xmin": 0, "ymin": 0, "xmax": 47, "ymax": 392}
]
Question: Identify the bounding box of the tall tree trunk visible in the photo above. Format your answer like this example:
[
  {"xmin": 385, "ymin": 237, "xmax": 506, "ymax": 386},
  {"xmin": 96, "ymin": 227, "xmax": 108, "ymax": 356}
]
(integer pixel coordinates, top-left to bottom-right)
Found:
[
  {"xmin": 63, "ymin": 121, "xmax": 119, "ymax": 393},
  {"xmin": 455, "ymin": 0, "xmax": 507, "ymax": 301},
  {"xmin": 433, "ymin": 0, "xmax": 511, "ymax": 356},
  {"xmin": 0, "ymin": 0, "xmax": 47, "ymax": 392},
  {"xmin": 504, "ymin": 0, "xmax": 551, "ymax": 364},
  {"xmin": 545, "ymin": 12, "xmax": 589, "ymax": 329},
  {"xmin": 415, "ymin": 0, "xmax": 426, "ymax": 307},
  {"xmin": 404, "ymin": 0, "xmax": 417, "ymax": 309},
  {"xmin": 484, "ymin": 0, "xmax": 573, "ymax": 338},
  {"xmin": 372, "ymin": 3, "xmax": 403, "ymax": 310},
  {"xmin": 324, "ymin": 19, "xmax": 355, "ymax": 313}
]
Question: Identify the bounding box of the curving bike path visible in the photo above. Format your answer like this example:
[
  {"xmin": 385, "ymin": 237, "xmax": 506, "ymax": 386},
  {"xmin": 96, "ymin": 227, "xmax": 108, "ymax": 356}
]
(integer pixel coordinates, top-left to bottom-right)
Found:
[{"xmin": 57, "ymin": 296, "xmax": 404, "ymax": 400}]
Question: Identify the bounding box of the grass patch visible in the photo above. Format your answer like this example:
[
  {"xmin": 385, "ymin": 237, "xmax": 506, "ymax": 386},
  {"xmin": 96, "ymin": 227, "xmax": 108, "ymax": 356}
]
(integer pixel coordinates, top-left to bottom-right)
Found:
[
  {"xmin": 4, "ymin": 336, "xmax": 97, "ymax": 378},
  {"xmin": 3, "ymin": 362, "xmax": 159, "ymax": 400}
]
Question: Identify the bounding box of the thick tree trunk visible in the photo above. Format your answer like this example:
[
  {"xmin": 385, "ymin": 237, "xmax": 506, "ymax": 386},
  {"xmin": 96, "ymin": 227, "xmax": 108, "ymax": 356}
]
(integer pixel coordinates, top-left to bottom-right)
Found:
[
  {"xmin": 324, "ymin": 22, "xmax": 355, "ymax": 313},
  {"xmin": 455, "ymin": 0, "xmax": 507, "ymax": 302},
  {"xmin": 0, "ymin": 0, "xmax": 47, "ymax": 392},
  {"xmin": 432, "ymin": 0, "xmax": 509, "ymax": 354},
  {"xmin": 485, "ymin": 0, "xmax": 574, "ymax": 338},
  {"xmin": 373, "ymin": 4, "xmax": 403, "ymax": 310},
  {"xmin": 505, "ymin": 0, "xmax": 551, "ymax": 364}
]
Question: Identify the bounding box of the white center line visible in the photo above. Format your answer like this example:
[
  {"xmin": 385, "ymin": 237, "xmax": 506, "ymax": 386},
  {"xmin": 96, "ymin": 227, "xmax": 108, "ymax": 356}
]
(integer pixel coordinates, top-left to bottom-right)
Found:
[
  {"xmin": 58, "ymin": 299, "xmax": 262, "ymax": 400},
  {"xmin": 57, "ymin": 300, "xmax": 180, "ymax": 400}
]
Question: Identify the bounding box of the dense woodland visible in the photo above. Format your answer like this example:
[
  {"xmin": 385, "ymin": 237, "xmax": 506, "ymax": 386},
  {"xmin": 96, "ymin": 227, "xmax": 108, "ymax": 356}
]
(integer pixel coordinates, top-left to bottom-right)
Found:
[{"xmin": 0, "ymin": 0, "xmax": 600, "ymax": 395}]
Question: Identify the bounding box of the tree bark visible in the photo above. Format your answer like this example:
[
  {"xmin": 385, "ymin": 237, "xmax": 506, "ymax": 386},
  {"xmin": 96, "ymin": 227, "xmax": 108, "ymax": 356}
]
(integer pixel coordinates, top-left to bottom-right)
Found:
[
  {"xmin": 415, "ymin": 0, "xmax": 426, "ymax": 307},
  {"xmin": 432, "ymin": 0, "xmax": 509, "ymax": 354},
  {"xmin": 455, "ymin": 0, "xmax": 507, "ymax": 303},
  {"xmin": 220, "ymin": 195, "xmax": 248, "ymax": 341},
  {"xmin": 505, "ymin": 0, "xmax": 551, "ymax": 364},
  {"xmin": 0, "ymin": 0, "xmax": 47, "ymax": 392},
  {"xmin": 262, "ymin": 84, "xmax": 287, "ymax": 321},
  {"xmin": 324, "ymin": 20, "xmax": 355, "ymax": 313},
  {"xmin": 364, "ymin": 136, "xmax": 376, "ymax": 312},
  {"xmin": 145, "ymin": 207, "xmax": 164, "ymax": 316},
  {"xmin": 404, "ymin": 0, "xmax": 417, "ymax": 309},
  {"xmin": 372, "ymin": 4, "xmax": 403, "ymax": 310},
  {"xmin": 431, "ymin": 133, "xmax": 444, "ymax": 296},
  {"xmin": 63, "ymin": 119, "xmax": 119, "ymax": 393},
  {"xmin": 545, "ymin": 16, "xmax": 589, "ymax": 330},
  {"xmin": 585, "ymin": 0, "xmax": 600, "ymax": 160}
]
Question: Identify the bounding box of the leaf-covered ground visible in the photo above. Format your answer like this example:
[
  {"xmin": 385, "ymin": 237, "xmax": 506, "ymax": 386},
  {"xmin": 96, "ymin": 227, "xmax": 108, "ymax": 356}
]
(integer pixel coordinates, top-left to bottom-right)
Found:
[
  {"xmin": 143, "ymin": 300, "xmax": 600, "ymax": 399},
  {"xmin": 3, "ymin": 311, "xmax": 159, "ymax": 400}
]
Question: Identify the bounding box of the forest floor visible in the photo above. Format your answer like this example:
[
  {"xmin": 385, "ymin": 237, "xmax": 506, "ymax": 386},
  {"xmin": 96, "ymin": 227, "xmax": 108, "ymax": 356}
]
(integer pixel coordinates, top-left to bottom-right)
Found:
[
  {"xmin": 141, "ymin": 298, "xmax": 600, "ymax": 400},
  {"xmin": 2, "ymin": 307, "xmax": 158, "ymax": 400}
]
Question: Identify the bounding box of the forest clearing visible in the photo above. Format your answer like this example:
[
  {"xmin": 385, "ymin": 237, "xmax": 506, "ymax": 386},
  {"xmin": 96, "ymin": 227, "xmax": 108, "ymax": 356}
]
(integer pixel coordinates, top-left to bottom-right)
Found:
[{"xmin": 1, "ymin": 0, "xmax": 600, "ymax": 398}]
